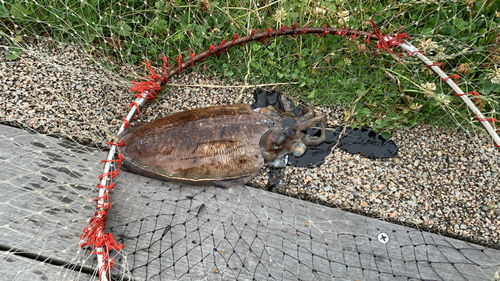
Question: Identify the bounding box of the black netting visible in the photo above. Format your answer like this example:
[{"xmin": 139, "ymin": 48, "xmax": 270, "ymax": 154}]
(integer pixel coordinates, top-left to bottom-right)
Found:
[
  {"xmin": 1, "ymin": 125, "xmax": 499, "ymax": 280},
  {"xmin": 1, "ymin": 0, "xmax": 499, "ymax": 280}
]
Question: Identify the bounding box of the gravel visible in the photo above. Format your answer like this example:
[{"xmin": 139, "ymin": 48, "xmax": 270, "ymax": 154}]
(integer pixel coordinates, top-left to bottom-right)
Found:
[
  {"xmin": 1, "ymin": 36, "xmax": 499, "ymax": 249},
  {"xmin": 264, "ymin": 126, "xmax": 500, "ymax": 248}
]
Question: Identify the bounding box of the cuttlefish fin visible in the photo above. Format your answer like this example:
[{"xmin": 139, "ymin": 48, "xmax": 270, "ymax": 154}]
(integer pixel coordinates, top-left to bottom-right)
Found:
[{"xmin": 116, "ymin": 121, "xmax": 147, "ymax": 141}]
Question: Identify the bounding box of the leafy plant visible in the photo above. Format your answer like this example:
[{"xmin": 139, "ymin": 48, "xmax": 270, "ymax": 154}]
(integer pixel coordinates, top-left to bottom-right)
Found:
[{"xmin": 0, "ymin": 0, "xmax": 498, "ymax": 133}]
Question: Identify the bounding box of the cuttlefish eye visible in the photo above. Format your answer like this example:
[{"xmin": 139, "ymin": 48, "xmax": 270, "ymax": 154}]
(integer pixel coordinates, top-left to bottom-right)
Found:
[
  {"xmin": 271, "ymin": 134, "xmax": 286, "ymax": 149},
  {"xmin": 262, "ymin": 132, "xmax": 286, "ymax": 150}
]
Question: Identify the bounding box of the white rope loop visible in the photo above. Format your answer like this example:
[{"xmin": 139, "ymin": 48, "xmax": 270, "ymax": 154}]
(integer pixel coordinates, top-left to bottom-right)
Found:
[
  {"xmin": 87, "ymin": 28, "xmax": 500, "ymax": 281},
  {"xmin": 397, "ymin": 39, "xmax": 500, "ymax": 147}
]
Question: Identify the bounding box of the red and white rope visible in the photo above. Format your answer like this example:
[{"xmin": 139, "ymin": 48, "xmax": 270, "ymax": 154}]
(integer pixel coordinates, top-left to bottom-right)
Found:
[
  {"xmin": 397, "ymin": 39, "xmax": 500, "ymax": 147},
  {"xmin": 80, "ymin": 21, "xmax": 500, "ymax": 281}
]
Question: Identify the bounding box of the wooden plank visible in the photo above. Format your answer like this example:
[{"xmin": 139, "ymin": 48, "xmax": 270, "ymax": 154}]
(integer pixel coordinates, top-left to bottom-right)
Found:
[
  {"xmin": 1, "ymin": 124, "xmax": 500, "ymax": 281},
  {"xmin": 108, "ymin": 170, "xmax": 500, "ymax": 280},
  {"xmin": 0, "ymin": 252, "xmax": 95, "ymax": 281},
  {"xmin": 0, "ymin": 125, "xmax": 105, "ymax": 271}
]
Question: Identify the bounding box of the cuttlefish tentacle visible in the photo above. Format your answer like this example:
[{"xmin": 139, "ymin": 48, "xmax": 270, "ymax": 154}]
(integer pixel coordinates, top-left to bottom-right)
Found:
[
  {"xmin": 300, "ymin": 107, "xmax": 314, "ymax": 120},
  {"xmin": 278, "ymin": 96, "xmax": 327, "ymax": 146},
  {"xmin": 281, "ymin": 96, "xmax": 293, "ymax": 113},
  {"xmin": 295, "ymin": 114, "xmax": 327, "ymax": 146},
  {"xmin": 294, "ymin": 112, "xmax": 326, "ymax": 131}
]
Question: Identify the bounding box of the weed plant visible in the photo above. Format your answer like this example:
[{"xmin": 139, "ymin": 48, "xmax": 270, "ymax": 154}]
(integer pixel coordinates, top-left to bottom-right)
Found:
[{"xmin": 1, "ymin": 0, "xmax": 499, "ymax": 136}]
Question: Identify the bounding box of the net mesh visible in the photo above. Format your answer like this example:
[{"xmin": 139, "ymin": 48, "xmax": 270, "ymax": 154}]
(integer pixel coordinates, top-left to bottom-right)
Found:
[{"xmin": 1, "ymin": 0, "xmax": 500, "ymax": 280}]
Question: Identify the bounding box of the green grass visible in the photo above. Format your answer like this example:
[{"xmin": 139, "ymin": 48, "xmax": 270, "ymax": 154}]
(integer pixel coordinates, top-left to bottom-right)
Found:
[{"xmin": 1, "ymin": 0, "xmax": 499, "ymax": 136}]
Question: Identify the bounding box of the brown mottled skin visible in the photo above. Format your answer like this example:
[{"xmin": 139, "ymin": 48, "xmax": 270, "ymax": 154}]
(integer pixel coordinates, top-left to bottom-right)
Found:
[{"xmin": 117, "ymin": 101, "xmax": 326, "ymax": 188}]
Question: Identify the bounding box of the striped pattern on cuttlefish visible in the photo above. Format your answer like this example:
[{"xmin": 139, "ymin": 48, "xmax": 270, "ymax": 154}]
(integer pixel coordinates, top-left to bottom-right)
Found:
[{"xmin": 117, "ymin": 97, "xmax": 326, "ymax": 188}]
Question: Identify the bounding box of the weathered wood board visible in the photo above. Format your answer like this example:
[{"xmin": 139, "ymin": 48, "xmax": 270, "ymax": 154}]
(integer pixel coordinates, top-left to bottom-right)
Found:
[
  {"xmin": 0, "ymin": 253, "xmax": 95, "ymax": 281},
  {"xmin": 109, "ymin": 173, "xmax": 500, "ymax": 280},
  {"xmin": 0, "ymin": 125, "xmax": 104, "ymax": 275},
  {"xmin": 1, "ymin": 124, "xmax": 499, "ymax": 280}
]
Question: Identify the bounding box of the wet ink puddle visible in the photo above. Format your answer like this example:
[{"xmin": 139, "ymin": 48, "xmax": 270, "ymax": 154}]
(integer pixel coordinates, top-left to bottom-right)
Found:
[{"xmin": 251, "ymin": 89, "xmax": 398, "ymax": 187}]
